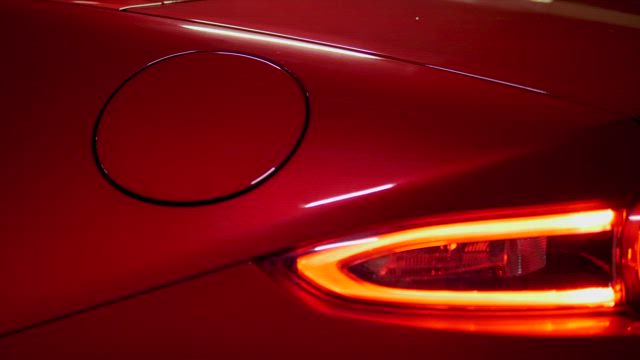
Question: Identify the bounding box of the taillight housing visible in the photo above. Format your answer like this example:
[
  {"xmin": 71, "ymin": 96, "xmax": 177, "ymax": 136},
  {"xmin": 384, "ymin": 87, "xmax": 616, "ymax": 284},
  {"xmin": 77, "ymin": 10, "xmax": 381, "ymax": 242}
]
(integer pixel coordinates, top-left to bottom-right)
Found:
[{"xmin": 267, "ymin": 203, "xmax": 640, "ymax": 334}]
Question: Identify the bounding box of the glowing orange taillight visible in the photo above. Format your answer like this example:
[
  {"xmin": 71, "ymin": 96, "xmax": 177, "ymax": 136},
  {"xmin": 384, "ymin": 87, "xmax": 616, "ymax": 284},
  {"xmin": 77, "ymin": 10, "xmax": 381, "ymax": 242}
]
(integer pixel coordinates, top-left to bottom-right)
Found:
[{"xmin": 294, "ymin": 209, "xmax": 620, "ymax": 310}]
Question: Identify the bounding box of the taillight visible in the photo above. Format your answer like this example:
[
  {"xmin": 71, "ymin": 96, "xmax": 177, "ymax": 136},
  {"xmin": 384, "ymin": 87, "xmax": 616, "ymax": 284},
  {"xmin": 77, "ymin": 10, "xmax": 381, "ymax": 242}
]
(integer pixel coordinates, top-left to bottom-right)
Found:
[
  {"xmin": 264, "ymin": 203, "xmax": 640, "ymax": 335},
  {"xmin": 294, "ymin": 208, "xmax": 619, "ymax": 310}
]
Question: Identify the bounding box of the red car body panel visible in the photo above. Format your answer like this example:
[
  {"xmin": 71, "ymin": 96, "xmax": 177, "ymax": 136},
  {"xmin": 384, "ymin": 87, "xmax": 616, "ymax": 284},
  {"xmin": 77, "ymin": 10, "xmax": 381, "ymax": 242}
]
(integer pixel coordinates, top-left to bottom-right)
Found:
[
  {"xmin": 138, "ymin": 0, "xmax": 640, "ymax": 115},
  {"xmin": 0, "ymin": 0, "xmax": 639, "ymax": 353}
]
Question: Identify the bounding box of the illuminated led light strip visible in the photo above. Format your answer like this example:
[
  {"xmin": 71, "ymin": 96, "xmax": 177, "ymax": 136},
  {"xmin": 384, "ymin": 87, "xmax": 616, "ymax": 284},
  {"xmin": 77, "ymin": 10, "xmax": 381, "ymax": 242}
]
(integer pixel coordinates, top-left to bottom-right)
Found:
[{"xmin": 296, "ymin": 209, "xmax": 617, "ymax": 309}]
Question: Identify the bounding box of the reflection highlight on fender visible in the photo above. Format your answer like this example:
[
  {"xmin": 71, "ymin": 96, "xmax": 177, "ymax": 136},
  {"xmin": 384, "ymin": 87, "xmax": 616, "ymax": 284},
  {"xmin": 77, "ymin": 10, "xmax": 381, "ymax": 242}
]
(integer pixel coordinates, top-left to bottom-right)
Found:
[
  {"xmin": 303, "ymin": 184, "xmax": 395, "ymax": 208},
  {"xmin": 181, "ymin": 25, "xmax": 379, "ymax": 59}
]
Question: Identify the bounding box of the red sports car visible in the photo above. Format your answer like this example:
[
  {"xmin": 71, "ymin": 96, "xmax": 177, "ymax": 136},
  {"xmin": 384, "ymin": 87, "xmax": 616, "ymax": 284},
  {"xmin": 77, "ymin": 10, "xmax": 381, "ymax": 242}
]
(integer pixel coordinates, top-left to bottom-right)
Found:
[{"xmin": 1, "ymin": 0, "xmax": 639, "ymax": 357}]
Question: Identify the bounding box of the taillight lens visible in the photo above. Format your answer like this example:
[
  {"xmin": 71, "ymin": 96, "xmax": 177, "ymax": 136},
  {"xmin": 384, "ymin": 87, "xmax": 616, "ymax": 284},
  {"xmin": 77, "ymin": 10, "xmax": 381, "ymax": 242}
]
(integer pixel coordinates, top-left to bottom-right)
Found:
[
  {"xmin": 620, "ymin": 206, "xmax": 640, "ymax": 309},
  {"xmin": 291, "ymin": 207, "xmax": 624, "ymax": 310}
]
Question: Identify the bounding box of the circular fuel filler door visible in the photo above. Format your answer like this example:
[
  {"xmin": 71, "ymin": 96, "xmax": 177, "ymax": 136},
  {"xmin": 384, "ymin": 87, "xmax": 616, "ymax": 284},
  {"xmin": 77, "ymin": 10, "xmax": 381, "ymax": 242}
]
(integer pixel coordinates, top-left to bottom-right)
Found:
[{"xmin": 94, "ymin": 52, "xmax": 309, "ymax": 205}]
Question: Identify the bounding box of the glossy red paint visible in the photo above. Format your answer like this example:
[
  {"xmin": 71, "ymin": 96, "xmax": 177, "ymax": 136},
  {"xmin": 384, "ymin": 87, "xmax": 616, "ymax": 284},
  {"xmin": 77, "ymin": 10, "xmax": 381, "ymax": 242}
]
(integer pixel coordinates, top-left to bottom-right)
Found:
[
  {"xmin": 0, "ymin": 0, "xmax": 639, "ymax": 351},
  {"xmin": 95, "ymin": 51, "xmax": 308, "ymax": 204},
  {"xmin": 136, "ymin": 0, "xmax": 640, "ymax": 117}
]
